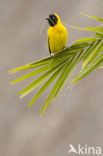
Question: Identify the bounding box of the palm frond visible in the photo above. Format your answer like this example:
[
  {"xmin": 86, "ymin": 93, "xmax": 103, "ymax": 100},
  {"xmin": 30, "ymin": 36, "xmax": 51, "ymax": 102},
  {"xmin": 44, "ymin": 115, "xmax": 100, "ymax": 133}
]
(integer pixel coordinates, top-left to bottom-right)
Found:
[
  {"xmin": 9, "ymin": 13, "xmax": 103, "ymax": 115},
  {"xmin": 69, "ymin": 25, "xmax": 103, "ymax": 33},
  {"xmin": 27, "ymin": 63, "xmax": 66, "ymax": 109},
  {"xmin": 82, "ymin": 39, "xmax": 103, "ymax": 69},
  {"xmin": 74, "ymin": 37, "xmax": 98, "ymax": 43},
  {"xmin": 72, "ymin": 54, "xmax": 103, "ymax": 84},
  {"xmin": 95, "ymin": 32, "xmax": 103, "ymax": 38},
  {"xmin": 80, "ymin": 12, "xmax": 103, "ymax": 22}
]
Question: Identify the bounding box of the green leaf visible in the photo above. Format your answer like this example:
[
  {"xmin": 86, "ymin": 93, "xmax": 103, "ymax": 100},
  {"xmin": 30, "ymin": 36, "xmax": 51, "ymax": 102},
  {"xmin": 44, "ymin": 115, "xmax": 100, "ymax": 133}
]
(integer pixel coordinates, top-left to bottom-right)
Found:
[
  {"xmin": 97, "ymin": 66, "xmax": 103, "ymax": 69},
  {"xmin": 49, "ymin": 52, "xmax": 72, "ymax": 63},
  {"xmin": 80, "ymin": 42, "xmax": 95, "ymax": 61},
  {"xmin": 10, "ymin": 64, "xmax": 51, "ymax": 84},
  {"xmin": 39, "ymin": 60, "xmax": 72, "ymax": 116},
  {"xmin": 82, "ymin": 39, "xmax": 103, "ymax": 69},
  {"xmin": 8, "ymin": 47, "xmax": 80, "ymax": 73},
  {"xmin": 19, "ymin": 61, "xmax": 66, "ymax": 98},
  {"xmin": 53, "ymin": 50, "xmax": 83, "ymax": 102},
  {"xmin": 27, "ymin": 63, "xmax": 65, "ymax": 108},
  {"xmin": 72, "ymin": 54, "xmax": 103, "ymax": 84},
  {"xmin": 10, "ymin": 56, "xmax": 71, "ymax": 84},
  {"xmin": 74, "ymin": 37, "xmax": 97, "ymax": 43},
  {"xmin": 70, "ymin": 42, "xmax": 89, "ymax": 49},
  {"xmin": 8, "ymin": 56, "xmax": 53, "ymax": 73},
  {"xmin": 40, "ymin": 51, "xmax": 83, "ymax": 115},
  {"xmin": 80, "ymin": 12, "xmax": 103, "ymax": 22},
  {"xmin": 95, "ymin": 32, "xmax": 103, "ymax": 38},
  {"xmin": 8, "ymin": 41, "xmax": 90, "ymax": 74},
  {"xmin": 69, "ymin": 25, "xmax": 103, "ymax": 34}
]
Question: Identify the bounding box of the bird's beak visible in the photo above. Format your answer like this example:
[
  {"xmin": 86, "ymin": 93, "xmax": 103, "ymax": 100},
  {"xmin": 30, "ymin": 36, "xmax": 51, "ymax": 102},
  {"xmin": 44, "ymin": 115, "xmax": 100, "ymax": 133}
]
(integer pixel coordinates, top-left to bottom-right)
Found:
[{"xmin": 45, "ymin": 17, "xmax": 50, "ymax": 20}]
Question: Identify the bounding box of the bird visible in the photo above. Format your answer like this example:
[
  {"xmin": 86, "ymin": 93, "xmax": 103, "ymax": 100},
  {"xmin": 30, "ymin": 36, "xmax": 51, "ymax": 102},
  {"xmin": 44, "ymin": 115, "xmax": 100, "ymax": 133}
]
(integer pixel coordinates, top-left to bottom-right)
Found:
[{"xmin": 46, "ymin": 13, "xmax": 68, "ymax": 55}]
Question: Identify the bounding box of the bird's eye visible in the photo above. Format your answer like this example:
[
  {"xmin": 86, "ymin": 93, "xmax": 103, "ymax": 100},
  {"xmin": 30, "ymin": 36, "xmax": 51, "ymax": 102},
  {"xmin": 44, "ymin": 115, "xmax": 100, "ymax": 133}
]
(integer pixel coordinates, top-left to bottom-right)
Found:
[
  {"xmin": 53, "ymin": 16, "xmax": 55, "ymax": 20},
  {"xmin": 52, "ymin": 16, "xmax": 57, "ymax": 21},
  {"xmin": 48, "ymin": 14, "xmax": 58, "ymax": 26}
]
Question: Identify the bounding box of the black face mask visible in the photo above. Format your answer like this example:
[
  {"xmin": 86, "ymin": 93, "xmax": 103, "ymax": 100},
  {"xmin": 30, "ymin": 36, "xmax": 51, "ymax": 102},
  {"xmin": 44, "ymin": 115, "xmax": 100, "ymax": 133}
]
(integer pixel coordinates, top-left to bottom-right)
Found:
[{"xmin": 46, "ymin": 14, "xmax": 58, "ymax": 26}]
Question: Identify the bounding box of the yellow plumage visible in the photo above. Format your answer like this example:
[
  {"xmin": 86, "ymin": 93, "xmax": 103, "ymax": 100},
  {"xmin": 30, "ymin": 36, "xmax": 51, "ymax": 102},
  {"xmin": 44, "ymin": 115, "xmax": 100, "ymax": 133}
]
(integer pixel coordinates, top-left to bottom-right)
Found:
[{"xmin": 47, "ymin": 13, "xmax": 68, "ymax": 54}]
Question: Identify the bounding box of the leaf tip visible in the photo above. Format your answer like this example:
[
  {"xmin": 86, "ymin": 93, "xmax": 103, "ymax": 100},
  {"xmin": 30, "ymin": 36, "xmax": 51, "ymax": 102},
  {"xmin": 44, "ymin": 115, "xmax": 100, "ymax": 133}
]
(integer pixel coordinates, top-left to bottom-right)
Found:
[
  {"xmin": 27, "ymin": 105, "xmax": 30, "ymax": 109},
  {"xmin": 19, "ymin": 95, "xmax": 23, "ymax": 99},
  {"xmin": 10, "ymin": 81, "xmax": 15, "ymax": 85}
]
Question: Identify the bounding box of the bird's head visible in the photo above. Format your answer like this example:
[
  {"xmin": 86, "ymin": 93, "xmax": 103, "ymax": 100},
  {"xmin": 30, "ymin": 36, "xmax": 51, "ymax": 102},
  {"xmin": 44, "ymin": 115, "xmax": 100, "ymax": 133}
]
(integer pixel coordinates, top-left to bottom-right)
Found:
[{"xmin": 46, "ymin": 13, "xmax": 61, "ymax": 27}]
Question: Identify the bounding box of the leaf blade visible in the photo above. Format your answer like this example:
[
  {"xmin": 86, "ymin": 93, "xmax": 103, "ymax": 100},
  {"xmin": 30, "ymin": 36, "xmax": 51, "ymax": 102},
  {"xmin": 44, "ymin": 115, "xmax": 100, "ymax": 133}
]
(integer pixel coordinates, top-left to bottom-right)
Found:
[
  {"xmin": 39, "ymin": 60, "xmax": 71, "ymax": 116},
  {"xmin": 69, "ymin": 25, "xmax": 103, "ymax": 34},
  {"xmin": 82, "ymin": 39, "xmax": 103, "ymax": 69},
  {"xmin": 74, "ymin": 37, "xmax": 97, "ymax": 43},
  {"xmin": 8, "ymin": 56, "xmax": 52, "ymax": 73},
  {"xmin": 10, "ymin": 56, "xmax": 71, "ymax": 84},
  {"xmin": 80, "ymin": 12, "xmax": 103, "ymax": 22},
  {"xmin": 27, "ymin": 63, "xmax": 65, "ymax": 108},
  {"xmin": 40, "ymin": 50, "xmax": 83, "ymax": 115},
  {"xmin": 72, "ymin": 54, "xmax": 103, "ymax": 84},
  {"xmin": 19, "ymin": 61, "xmax": 66, "ymax": 98},
  {"xmin": 53, "ymin": 50, "xmax": 83, "ymax": 101}
]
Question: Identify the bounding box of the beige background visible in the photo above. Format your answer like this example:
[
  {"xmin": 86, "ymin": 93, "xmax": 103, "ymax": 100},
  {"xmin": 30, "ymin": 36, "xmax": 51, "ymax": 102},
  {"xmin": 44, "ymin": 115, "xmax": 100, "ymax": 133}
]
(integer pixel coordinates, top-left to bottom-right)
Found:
[{"xmin": 1, "ymin": 0, "xmax": 103, "ymax": 156}]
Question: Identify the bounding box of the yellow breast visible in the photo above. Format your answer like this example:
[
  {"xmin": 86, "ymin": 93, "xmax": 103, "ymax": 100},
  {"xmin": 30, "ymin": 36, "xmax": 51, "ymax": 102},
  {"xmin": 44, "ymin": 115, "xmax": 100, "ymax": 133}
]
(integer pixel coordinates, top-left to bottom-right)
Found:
[{"xmin": 47, "ymin": 23, "xmax": 68, "ymax": 54}]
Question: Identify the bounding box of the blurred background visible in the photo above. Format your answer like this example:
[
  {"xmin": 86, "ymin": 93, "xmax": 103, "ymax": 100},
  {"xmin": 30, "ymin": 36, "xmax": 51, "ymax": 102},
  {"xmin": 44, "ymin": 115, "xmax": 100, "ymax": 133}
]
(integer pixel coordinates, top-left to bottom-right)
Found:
[{"xmin": 1, "ymin": 0, "xmax": 103, "ymax": 155}]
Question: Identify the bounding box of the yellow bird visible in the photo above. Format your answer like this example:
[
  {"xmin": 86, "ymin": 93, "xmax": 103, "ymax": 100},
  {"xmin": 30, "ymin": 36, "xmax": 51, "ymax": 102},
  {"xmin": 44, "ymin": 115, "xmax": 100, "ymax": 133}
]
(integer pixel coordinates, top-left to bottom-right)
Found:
[{"xmin": 46, "ymin": 13, "xmax": 68, "ymax": 55}]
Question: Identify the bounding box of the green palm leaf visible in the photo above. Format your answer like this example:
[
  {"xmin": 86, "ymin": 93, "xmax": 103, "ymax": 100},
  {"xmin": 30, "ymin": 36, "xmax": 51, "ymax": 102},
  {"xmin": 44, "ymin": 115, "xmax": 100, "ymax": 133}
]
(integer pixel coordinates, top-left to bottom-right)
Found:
[
  {"xmin": 19, "ymin": 61, "xmax": 66, "ymax": 98},
  {"xmin": 10, "ymin": 56, "xmax": 71, "ymax": 84},
  {"xmin": 8, "ymin": 12, "xmax": 103, "ymax": 115},
  {"xmin": 74, "ymin": 37, "xmax": 97, "ymax": 43},
  {"xmin": 80, "ymin": 12, "xmax": 103, "ymax": 22},
  {"xmin": 82, "ymin": 39, "xmax": 103, "ymax": 69},
  {"xmin": 8, "ymin": 42, "xmax": 88, "ymax": 74},
  {"xmin": 39, "ymin": 59, "xmax": 72, "ymax": 115},
  {"xmin": 72, "ymin": 54, "xmax": 103, "ymax": 84},
  {"xmin": 70, "ymin": 25, "xmax": 103, "ymax": 34},
  {"xmin": 8, "ymin": 56, "xmax": 52, "ymax": 73},
  {"xmin": 53, "ymin": 51, "xmax": 83, "ymax": 102},
  {"xmin": 27, "ymin": 62, "xmax": 67, "ymax": 109},
  {"xmin": 95, "ymin": 33, "xmax": 103, "ymax": 38}
]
